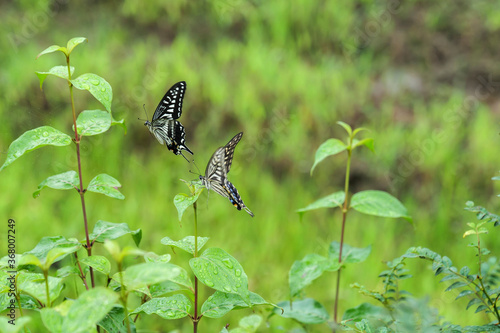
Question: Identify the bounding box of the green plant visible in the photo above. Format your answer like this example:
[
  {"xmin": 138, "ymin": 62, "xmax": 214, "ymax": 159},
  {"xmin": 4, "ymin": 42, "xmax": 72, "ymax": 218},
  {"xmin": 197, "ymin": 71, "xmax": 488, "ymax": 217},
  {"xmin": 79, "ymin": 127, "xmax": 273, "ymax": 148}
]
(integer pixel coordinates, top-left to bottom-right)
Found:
[
  {"xmin": 129, "ymin": 180, "xmax": 277, "ymax": 332},
  {"xmin": 0, "ymin": 37, "xmax": 276, "ymax": 333},
  {"xmin": 341, "ymin": 201, "xmax": 500, "ymax": 332},
  {"xmin": 271, "ymin": 122, "xmax": 412, "ymax": 331}
]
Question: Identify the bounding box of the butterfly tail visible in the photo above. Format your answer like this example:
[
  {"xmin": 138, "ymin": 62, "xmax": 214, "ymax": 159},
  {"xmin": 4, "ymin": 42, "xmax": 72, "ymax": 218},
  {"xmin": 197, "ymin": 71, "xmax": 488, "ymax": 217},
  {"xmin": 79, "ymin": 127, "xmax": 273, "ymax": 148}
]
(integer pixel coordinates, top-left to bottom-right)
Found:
[{"xmin": 243, "ymin": 206, "xmax": 254, "ymax": 217}]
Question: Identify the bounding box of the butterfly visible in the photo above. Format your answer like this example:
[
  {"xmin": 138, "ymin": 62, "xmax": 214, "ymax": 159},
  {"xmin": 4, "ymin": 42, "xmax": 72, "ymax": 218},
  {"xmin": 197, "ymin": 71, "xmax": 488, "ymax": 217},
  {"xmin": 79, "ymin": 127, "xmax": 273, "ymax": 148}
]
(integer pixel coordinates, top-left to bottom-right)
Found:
[
  {"xmin": 199, "ymin": 132, "xmax": 254, "ymax": 217},
  {"xmin": 144, "ymin": 81, "xmax": 193, "ymax": 160}
]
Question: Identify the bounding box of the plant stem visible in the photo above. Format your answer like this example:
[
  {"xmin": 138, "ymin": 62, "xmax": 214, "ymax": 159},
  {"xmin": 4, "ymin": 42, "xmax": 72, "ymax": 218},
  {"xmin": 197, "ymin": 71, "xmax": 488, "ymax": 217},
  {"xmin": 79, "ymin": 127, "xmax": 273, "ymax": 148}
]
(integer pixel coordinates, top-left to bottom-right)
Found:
[
  {"xmin": 66, "ymin": 55, "xmax": 95, "ymax": 288},
  {"xmin": 74, "ymin": 252, "xmax": 89, "ymax": 290},
  {"xmin": 43, "ymin": 270, "xmax": 50, "ymax": 308},
  {"xmin": 193, "ymin": 201, "xmax": 199, "ymax": 333},
  {"xmin": 333, "ymin": 143, "xmax": 352, "ymax": 327},
  {"xmin": 15, "ymin": 292, "xmax": 28, "ymax": 333},
  {"xmin": 118, "ymin": 263, "xmax": 132, "ymax": 333}
]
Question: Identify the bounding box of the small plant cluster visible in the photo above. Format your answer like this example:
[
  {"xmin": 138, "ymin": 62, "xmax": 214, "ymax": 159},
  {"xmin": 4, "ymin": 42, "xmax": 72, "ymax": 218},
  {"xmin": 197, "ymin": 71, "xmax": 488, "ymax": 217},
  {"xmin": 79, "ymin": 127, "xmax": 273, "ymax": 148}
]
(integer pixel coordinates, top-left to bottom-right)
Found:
[
  {"xmin": 339, "ymin": 201, "xmax": 500, "ymax": 332},
  {"xmin": 0, "ymin": 38, "xmax": 275, "ymax": 333}
]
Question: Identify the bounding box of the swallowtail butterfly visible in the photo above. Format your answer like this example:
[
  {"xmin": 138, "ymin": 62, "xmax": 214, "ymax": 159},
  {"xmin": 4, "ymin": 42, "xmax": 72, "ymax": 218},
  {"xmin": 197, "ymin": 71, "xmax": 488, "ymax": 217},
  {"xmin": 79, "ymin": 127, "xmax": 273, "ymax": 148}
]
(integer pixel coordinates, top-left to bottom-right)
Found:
[
  {"xmin": 199, "ymin": 132, "xmax": 254, "ymax": 217},
  {"xmin": 144, "ymin": 81, "xmax": 193, "ymax": 160}
]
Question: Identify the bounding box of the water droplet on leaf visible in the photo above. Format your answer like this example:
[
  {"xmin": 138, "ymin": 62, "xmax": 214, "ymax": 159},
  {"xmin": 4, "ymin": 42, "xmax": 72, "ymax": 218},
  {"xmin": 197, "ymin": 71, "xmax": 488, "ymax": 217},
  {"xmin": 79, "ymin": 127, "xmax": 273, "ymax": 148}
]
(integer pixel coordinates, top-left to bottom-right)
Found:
[{"xmin": 222, "ymin": 259, "xmax": 233, "ymax": 269}]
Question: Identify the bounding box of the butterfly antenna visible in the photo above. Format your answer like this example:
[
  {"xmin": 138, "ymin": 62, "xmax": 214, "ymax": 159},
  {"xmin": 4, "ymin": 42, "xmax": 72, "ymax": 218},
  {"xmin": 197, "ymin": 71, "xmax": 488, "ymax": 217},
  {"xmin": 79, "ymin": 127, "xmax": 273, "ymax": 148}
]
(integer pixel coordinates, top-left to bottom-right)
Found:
[
  {"xmin": 179, "ymin": 151, "xmax": 191, "ymax": 163},
  {"xmin": 192, "ymin": 160, "xmax": 202, "ymax": 175},
  {"xmin": 143, "ymin": 104, "xmax": 149, "ymax": 119}
]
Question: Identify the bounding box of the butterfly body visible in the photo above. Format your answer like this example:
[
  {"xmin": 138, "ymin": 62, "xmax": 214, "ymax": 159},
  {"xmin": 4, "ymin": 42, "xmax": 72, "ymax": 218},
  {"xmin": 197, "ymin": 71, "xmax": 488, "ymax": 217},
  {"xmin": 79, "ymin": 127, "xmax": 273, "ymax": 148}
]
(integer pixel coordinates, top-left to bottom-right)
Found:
[
  {"xmin": 199, "ymin": 132, "xmax": 254, "ymax": 217},
  {"xmin": 144, "ymin": 81, "xmax": 193, "ymax": 158}
]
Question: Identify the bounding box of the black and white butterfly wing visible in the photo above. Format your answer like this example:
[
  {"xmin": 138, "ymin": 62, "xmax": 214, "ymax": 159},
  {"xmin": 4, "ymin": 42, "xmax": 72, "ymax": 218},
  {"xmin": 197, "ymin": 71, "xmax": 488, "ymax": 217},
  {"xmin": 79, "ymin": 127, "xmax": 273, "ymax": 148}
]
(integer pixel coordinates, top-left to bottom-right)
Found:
[
  {"xmin": 224, "ymin": 180, "xmax": 254, "ymax": 217},
  {"xmin": 152, "ymin": 81, "xmax": 186, "ymax": 121},
  {"xmin": 222, "ymin": 132, "xmax": 243, "ymax": 174},
  {"xmin": 200, "ymin": 132, "xmax": 253, "ymax": 217},
  {"xmin": 165, "ymin": 120, "xmax": 193, "ymax": 156},
  {"xmin": 202, "ymin": 147, "xmax": 227, "ymax": 196}
]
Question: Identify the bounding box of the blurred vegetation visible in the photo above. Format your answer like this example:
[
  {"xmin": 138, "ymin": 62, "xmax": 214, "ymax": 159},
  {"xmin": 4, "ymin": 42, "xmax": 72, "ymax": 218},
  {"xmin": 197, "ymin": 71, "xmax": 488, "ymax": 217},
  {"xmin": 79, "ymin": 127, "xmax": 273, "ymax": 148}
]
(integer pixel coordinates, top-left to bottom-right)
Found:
[{"xmin": 1, "ymin": 0, "xmax": 500, "ymax": 331}]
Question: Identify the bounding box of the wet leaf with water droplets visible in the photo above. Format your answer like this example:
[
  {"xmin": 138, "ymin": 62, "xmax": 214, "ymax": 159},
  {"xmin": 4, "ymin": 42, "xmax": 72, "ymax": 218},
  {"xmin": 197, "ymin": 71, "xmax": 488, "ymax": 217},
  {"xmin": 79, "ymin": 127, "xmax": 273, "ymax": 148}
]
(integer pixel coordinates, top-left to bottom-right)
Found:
[
  {"xmin": 190, "ymin": 247, "xmax": 250, "ymax": 305},
  {"xmin": 87, "ymin": 174, "xmax": 125, "ymax": 200},
  {"xmin": 1, "ymin": 126, "xmax": 72, "ymax": 172},
  {"xmin": 71, "ymin": 73, "xmax": 112, "ymax": 112},
  {"xmin": 33, "ymin": 171, "xmax": 80, "ymax": 198},
  {"xmin": 202, "ymin": 291, "xmax": 278, "ymax": 318},
  {"xmin": 130, "ymin": 294, "xmax": 191, "ymax": 320},
  {"xmin": 275, "ymin": 298, "xmax": 329, "ymax": 324},
  {"xmin": 75, "ymin": 110, "xmax": 111, "ymax": 136},
  {"xmin": 161, "ymin": 236, "xmax": 209, "ymax": 255}
]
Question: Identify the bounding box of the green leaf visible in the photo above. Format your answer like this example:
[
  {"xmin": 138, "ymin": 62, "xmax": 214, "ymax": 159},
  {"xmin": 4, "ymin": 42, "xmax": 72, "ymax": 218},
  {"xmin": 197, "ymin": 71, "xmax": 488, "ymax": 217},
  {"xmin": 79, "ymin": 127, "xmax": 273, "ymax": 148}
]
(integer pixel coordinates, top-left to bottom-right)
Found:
[
  {"xmin": 98, "ymin": 306, "xmax": 136, "ymax": 333},
  {"xmin": 111, "ymin": 116, "xmax": 127, "ymax": 134},
  {"xmin": 352, "ymin": 127, "xmax": 369, "ymax": 137},
  {"xmin": 71, "ymin": 73, "xmax": 113, "ymax": 112},
  {"xmin": 87, "ymin": 174, "xmax": 125, "ymax": 200},
  {"xmin": 460, "ymin": 266, "xmax": 470, "ymax": 276},
  {"xmin": 475, "ymin": 305, "xmax": 488, "ymax": 313},
  {"xmin": 237, "ymin": 314, "xmax": 262, "ymax": 331},
  {"xmin": 89, "ymin": 220, "xmax": 141, "ymax": 246},
  {"xmin": 455, "ymin": 290, "xmax": 474, "ymax": 300},
  {"xmin": 466, "ymin": 298, "xmax": 482, "ymax": 310},
  {"xmin": 161, "ymin": 236, "xmax": 209, "ymax": 255},
  {"xmin": 337, "ymin": 121, "xmax": 352, "ymax": 135},
  {"xmin": 80, "ymin": 255, "xmax": 111, "ymax": 275},
  {"xmin": 130, "ymin": 294, "xmax": 191, "ymax": 320},
  {"xmin": 36, "ymin": 44, "xmax": 67, "ymax": 59},
  {"xmin": 328, "ymin": 242, "xmax": 371, "ymax": 264},
  {"xmin": 275, "ymin": 298, "xmax": 329, "ymax": 324},
  {"xmin": 17, "ymin": 254, "xmax": 42, "ymax": 269},
  {"xmin": 149, "ymin": 281, "xmax": 185, "ymax": 297},
  {"xmin": 352, "ymin": 138, "xmax": 375, "ymax": 152},
  {"xmin": 445, "ymin": 281, "xmax": 469, "ymax": 291},
  {"xmin": 66, "ymin": 37, "xmax": 87, "ymax": 54},
  {"xmin": 289, "ymin": 254, "xmax": 341, "ymax": 297},
  {"xmin": 144, "ymin": 252, "xmax": 171, "ymax": 263},
  {"xmin": 61, "ymin": 287, "xmax": 118, "ymax": 333},
  {"xmin": 119, "ymin": 262, "xmax": 182, "ymax": 291},
  {"xmin": 342, "ymin": 303, "xmax": 390, "ymax": 321},
  {"xmin": 296, "ymin": 191, "xmax": 345, "ymax": 218},
  {"xmin": 190, "ymin": 247, "xmax": 250, "ymax": 304},
  {"xmin": 24, "ymin": 236, "xmax": 81, "ymax": 262},
  {"xmin": 310, "ymin": 139, "xmax": 347, "ymax": 175},
  {"xmin": 40, "ymin": 300, "xmax": 71, "ymax": 332},
  {"xmin": 33, "ymin": 171, "xmax": 79, "ymax": 198},
  {"xmin": 18, "ymin": 272, "xmax": 63, "ymax": 306},
  {"xmin": 44, "ymin": 245, "xmax": 81, "ymax": 270},
  {"xmin": 0, "ymin": 316, "xmax": 31, "ymax": 333},
  {"xmin": 75, "ymin": 110, "xmax": 112, "ymax": 136},
  {"xmin": 36, "ymin": 65, "xmax": 74, "ymax": 90},
  {"xmin": 202, "ymin": 291, "xmax": 275, "ymax": 318},
  {"xmin": 0, "ymin": 126, "xmax": 72, "ymax": 172},
  {"xmin": 173, "ymin": 183, "xmax": 204, "ymax": 221},
  {"xmin": 351, "ymin": 190, "xmax": 412, "ymax": 222}
]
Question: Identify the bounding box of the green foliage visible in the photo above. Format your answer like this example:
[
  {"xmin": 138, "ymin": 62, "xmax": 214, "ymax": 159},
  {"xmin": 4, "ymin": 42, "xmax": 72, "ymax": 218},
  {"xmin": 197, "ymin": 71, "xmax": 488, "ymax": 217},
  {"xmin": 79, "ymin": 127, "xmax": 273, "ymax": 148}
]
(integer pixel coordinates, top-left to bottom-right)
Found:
[
  {"xmin": 130, "ymin": 294, "xmax": 192, "ymax": 320},
  {"xmin": 0, "ymin": 126, "xmax": 72, "ymax": 171},
  {"xmin": 274, "ymin": 298, "xmax": 329, "ymax": 325},
  {"xmin": 161, "ymin": 236, "xmax": 210, "ymax": 255},
  {"xmin": 40, "ymin": 287, "xmax": 118, "ymax": 333},
  {"xmin": 201, "ymin": 292, "xmax": 275, "ymax": 319},
  {"xmin": 89, "ymin": 220, "xmax": 142, "ymax": 246},
  {"xmin": 350, "ymin": 190, "xmax": 412, "ymax": 222},
  {"xmin": 190, "ymin": 247, "xmax": 250, "ymax": 304}
]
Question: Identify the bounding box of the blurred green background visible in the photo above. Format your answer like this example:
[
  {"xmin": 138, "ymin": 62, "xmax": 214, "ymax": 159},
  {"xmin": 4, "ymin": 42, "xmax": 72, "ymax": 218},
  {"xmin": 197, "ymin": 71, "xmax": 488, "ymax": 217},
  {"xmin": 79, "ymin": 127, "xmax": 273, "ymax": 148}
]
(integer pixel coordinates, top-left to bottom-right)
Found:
[{"xmin": 1, "ymin": 0, "xmax": 500, "ymax": 331}]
